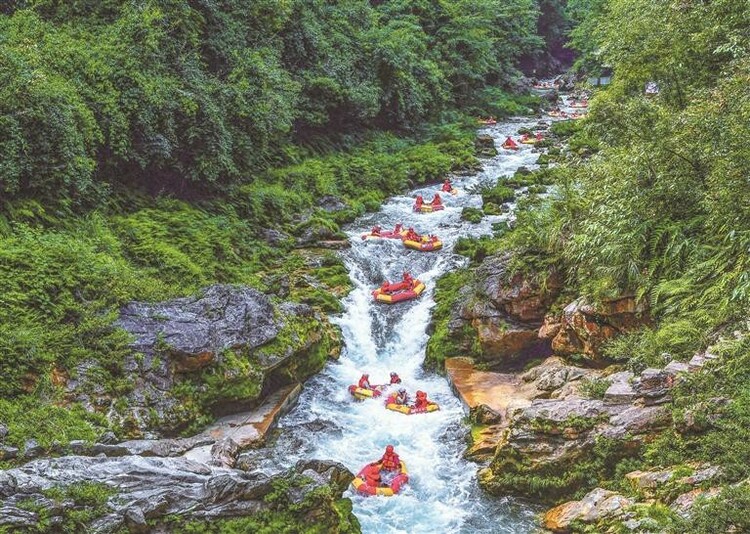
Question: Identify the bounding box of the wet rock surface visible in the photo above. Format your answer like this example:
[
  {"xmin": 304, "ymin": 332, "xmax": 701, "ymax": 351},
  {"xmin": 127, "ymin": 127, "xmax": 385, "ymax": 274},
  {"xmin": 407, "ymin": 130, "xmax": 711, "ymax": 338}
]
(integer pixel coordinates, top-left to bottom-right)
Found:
[
  {"xmin": 0, "ymin": 455, "xmax": 354, "ymax": 531},
  {"xmin": 0, "ymin": 384, "xmax": 353, "ymax": 532},
  {"xmin": 54, "ymin": 284, "xmax": 338, "ymax": 437},
  {"xmin": 447, "ymin": 252, "xmax": 561, "ymax": 366}
]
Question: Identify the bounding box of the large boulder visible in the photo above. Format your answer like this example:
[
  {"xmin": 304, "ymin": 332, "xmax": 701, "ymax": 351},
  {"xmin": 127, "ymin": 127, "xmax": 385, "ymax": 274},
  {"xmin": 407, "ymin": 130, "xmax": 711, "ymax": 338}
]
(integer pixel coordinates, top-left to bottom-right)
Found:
[
  {"xmin": 441, "ymin": 252, "xmax": 561, "ymax": 367},
  {"xmin": 475, "ymin": 134, "xmax": 498, "ymax": 158},
  {"xmin": 543, "ymin": 488, "xmax": 634, "ymax": 532},
  {"xmin": 0, "ymin": 455, "xmax": 356, "ymax": 531},
  {"xmin": 116, "ymin": 285, "xmax": 280, "ymax": 369},
  {"xmin": 551, "ymin": 296, "xmax": 648, "ymax": 363},
  {"xmin": 62, "ymin": 285, "xmax": 340, "ymax": 437}
]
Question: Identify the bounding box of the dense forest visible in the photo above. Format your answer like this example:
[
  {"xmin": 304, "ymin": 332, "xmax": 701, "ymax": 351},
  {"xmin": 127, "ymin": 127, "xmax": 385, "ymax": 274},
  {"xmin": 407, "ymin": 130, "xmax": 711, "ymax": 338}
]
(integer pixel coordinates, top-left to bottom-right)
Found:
[
  {"xmin": 0, "ymin": 0, "xmax": 563, "ymax": 202},
  {"xmin": 4, "ymin": 0, "xmax": 750, "ymax": 531},
  {"xmin": 428, "ymin": 0, "xmax": 750, "ymax": 531},
  {"xmin": 0, "ymin": 0, "xmax": 566, "ymax": 453}
]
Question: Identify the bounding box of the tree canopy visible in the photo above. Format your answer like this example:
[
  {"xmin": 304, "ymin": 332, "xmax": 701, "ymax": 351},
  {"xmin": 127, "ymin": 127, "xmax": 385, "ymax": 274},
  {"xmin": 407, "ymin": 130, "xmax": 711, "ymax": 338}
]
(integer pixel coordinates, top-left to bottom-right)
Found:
[{"xmin": 0, "ymin": 0, "xmax": 557, "ymax": 203}]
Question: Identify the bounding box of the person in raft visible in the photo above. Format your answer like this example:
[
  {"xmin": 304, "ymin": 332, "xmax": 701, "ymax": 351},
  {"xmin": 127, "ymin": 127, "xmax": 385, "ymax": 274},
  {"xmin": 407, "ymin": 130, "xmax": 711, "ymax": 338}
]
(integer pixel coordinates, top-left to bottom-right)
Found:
[
  {"xmin": 359, "ymin": 374, "xmax": 372, "ymax": 390},
  {"xmin": 380, "ymin": 445, "xmax": 401, "ymax": 472},
  {"xmin": 405, "ymin": 227, "xmax": 419, "ymax": 241},
  {"xmin": 535, "ymin": 132, "xmax": 543, "ymax": 141},
  {"xmin": 413, "ymin": 390, "xmax": 430, "ymax": 410},
  {"xmin": 429, "ymin": 235, "xmax": 439, "ymax": 243},
  {"xmin": 386, "ymin": 387, "xmax": 408, "ymax": 405},
  {"xmin": 389, "ymin": 372, "xmax": 402, "ymax": 384},
  {"xmin": 504, "ymin": 136, "xmax": 518, "ymax": 148},
  {"xmin": 402, "ymin": 271, "xmax": 413, "ymax": 285},
  {"xmin": 380, "ymin": 280, "xmax": 392, "ymax": 293},
  {"xmin": 441, "ymin": 179, "xmax": 453, "ymax": 192},
  {"xmin": 414, "ymin": 195, "xmax": 424, "ymax": 208},
  {"xmin": 371, "ymin": 225, "xmax": 382, "ymax": 236},
  {"xmin": 364, "ymin": 463, "xmax": 382, "ymax": 487},
  {"xmin": 393, "ymin": 222, "xmax": 403, "ymax": 234},
  {"xmin": 431, "ymin": 193, "xmax": 442, "ymax": 206}
]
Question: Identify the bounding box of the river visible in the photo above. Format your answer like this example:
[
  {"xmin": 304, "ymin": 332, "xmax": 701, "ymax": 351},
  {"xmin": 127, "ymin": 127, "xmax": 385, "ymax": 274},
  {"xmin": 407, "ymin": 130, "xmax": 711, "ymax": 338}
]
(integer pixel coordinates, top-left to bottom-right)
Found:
[{"xmin": 247, "ymin": 101, "xmax": 576, "ymax": 533}]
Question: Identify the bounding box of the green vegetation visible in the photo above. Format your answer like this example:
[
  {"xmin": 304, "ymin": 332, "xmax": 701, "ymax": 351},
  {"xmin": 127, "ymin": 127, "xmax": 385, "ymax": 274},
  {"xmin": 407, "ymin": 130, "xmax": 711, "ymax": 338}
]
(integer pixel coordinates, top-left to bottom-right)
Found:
[
  {"xmin": 0, "ymin": 0, "xmax": 550, "ymax": 205},
  {"xmin": 425, "ymin": 271, "xmax": 476, "ymax": 368},
  {"xmin": 426, "ymin": 0, "xmax": 750, "ymax": 530},
  {"xmin": 460, "ymin": 207, "xmax": 484, "ymax": 224},
  {"xmin": 1, "ymin": 0, "xmax": 564, "ymax": 464},
  {"xmin": 14, "ymin": 482, "xmax": 116, "ymax": 533}
]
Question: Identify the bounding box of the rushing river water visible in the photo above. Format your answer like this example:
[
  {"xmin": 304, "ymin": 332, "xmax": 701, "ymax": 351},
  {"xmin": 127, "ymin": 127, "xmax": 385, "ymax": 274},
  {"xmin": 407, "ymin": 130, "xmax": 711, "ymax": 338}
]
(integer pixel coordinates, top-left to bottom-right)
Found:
[{"xmin": 248, "ymin": 102, "xmax": 577, "ymax": 533}]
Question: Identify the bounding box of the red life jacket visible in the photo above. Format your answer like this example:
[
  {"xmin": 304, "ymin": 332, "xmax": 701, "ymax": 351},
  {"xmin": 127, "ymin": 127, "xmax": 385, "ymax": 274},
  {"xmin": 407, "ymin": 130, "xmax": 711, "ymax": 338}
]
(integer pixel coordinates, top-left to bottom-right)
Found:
[{"xmin": 381, "ymin": 452, "xmax": 400, "ymax": 470}]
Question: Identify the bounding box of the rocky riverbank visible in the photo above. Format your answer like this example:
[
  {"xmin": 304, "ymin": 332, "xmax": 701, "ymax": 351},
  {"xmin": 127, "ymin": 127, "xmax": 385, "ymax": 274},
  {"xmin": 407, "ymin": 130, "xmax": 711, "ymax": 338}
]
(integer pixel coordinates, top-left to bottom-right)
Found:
[{"xmin": 440, "ymin": 258, "xmax": 731, "ymax": 532}]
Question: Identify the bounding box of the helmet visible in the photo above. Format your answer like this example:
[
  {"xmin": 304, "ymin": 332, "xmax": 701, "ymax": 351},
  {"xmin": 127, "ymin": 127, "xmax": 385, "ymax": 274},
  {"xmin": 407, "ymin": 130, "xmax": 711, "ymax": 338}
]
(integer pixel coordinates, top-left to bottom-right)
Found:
[
  {"xmin": 399, "ymin": 389, "xmax": 406, "ymax": 394},
  {"xmin": 363, "ymin": 373, "xmax": 369, "ymax": 378},
  {"xmin": 390, "ymin": 372, "xmax": 397, "ymax": 377},
  {"xmin": 385, "ymin": 445, "xmax": 394, "ymax": 453}
]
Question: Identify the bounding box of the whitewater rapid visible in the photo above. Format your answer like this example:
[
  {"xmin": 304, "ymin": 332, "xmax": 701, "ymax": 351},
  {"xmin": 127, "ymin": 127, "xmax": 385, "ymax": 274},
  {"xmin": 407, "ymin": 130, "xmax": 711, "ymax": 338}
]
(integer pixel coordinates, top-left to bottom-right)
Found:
[{"xmin": 248, "ymin": 107, "xmax": 575, "ymax": 533}]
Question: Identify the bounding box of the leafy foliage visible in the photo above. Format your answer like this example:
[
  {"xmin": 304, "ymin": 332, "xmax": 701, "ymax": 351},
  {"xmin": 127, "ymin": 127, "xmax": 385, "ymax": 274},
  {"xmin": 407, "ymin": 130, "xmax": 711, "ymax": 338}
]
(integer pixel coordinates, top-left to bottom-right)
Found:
[{"xmin": 0, "ymin": 0, "xmax": 546, "ymax": 204}]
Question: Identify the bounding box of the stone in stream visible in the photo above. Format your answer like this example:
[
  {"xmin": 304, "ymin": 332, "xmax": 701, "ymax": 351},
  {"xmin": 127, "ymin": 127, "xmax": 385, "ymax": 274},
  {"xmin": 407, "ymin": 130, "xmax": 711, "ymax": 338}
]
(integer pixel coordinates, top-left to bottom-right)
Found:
[{"xmin": 475, "ymin": 134, "xmax": 498, "ymax": 157}]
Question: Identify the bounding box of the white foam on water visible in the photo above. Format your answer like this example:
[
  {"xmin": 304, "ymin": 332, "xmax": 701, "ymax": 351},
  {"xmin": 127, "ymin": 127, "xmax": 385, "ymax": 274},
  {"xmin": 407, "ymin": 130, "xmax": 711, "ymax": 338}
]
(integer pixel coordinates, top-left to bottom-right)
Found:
[{"xmin": 264, "ymin": 114, "xmax": 567, "ymax": 533}]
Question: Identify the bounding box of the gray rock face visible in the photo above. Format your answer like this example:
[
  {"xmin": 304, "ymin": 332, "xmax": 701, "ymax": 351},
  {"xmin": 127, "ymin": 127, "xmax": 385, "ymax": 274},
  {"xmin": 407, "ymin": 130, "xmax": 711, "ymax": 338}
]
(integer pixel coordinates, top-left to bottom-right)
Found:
[
  {"xmin": 0, "ymin": 455, "xmax": 353, "ymax": 530},
  {"xmin": 0, "ymin": 446, "xmax": 19, "ymax": 461},
  {"xmin": 56, "ymin": 284, "xmax": 335, "ymax": 437},
  {"xmin": 0, "ymin": 424, "xmax": 8, "ymax": 441},
  {"xmin": 116, "ymin": 284, "xmax": 280, "ymax": 365},
  {"xmin": 604, "ymin": 378, "xmax": 636, "ymax": 405},
  {"xmin": 22, "ymin": 439, "xmax": 42, "ymax": 459}
]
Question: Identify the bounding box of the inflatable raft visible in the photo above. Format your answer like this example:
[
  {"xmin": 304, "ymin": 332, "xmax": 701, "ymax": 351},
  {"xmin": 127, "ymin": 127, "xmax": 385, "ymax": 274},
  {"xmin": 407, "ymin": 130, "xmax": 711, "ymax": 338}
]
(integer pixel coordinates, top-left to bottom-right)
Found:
[
  {"xmin": 351, "ymin": 461, "xmax": 409, "ymax": 497},
  {"xmin": 361, "ymin": 229, "xmax": 406, "ymax": 241},
  {"xmin": 547, "ymin": 110, "xmax": 566, "ymax": 118},
  {"xmin": 414, "ymin": 203, "xmax": 445, "ymax": 213},
  {"xmin": 372, "ymin": 279, "xmax": 425, "ymax": 304},
  {"xmin": 519, "ymin": 137, "xmax": 538, "ymax": 145},
  {"xmin": 348, "ymin": 385, "xmax": 385, "ymax": 400},
  {"xmin": 477, "ymin": 118, "xmax": 497, "ymax": 125},
  {"xmin": 385, "ymin": 402, "xmax": 440, "ymax": 415},
  {"xmin": 403, "ymin": 236, "xmax": 442, "ymax": 252},
  {"xmin": 501, "ymin": 141, "xmax": 519, "ymax": 150},
  {"xmin": 570, "ymin": 101, "xmax": 588, "ymax": 109}
]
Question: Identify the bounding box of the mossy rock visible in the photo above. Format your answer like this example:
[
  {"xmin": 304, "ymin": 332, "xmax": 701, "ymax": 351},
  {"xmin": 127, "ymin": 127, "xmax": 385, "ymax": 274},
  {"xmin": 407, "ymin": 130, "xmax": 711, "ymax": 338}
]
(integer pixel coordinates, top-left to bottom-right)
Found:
[
  {"xmin": 483, "ymin": 202, "xmax": 503, "ymax": 215},
  {"xmin": 461, "ymin": 207, "xmax": 484, "ymax": 223}
]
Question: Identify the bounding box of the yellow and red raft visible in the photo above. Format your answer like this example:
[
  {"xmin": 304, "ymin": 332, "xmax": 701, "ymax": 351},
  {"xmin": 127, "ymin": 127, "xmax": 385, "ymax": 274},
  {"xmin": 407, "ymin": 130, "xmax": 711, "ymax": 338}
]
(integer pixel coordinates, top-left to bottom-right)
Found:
[
  {"xmin": 413, "ymin": 203, "xmax": 445, "ymax": 213},
  {"xmin": 351, "ymin": 461, "xmax": 409, "ymax": 497},
  {"xmin": 385, "ymin": 402, "xmax": 440, "ymax": 415},
  {"xmin": 402, "ymin": 235, "xmax": 442, "ymax": 252},
  {"xmin": 372, "ymin": 279, "xmax": 425, "ymax": 304},
  {"xmin": 361, "ymin": 228, "xmax": 407, "ymax": 242},
  {"xmin": 348, "ymin": 384, "xmax": 389, "ymax": 400}
]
